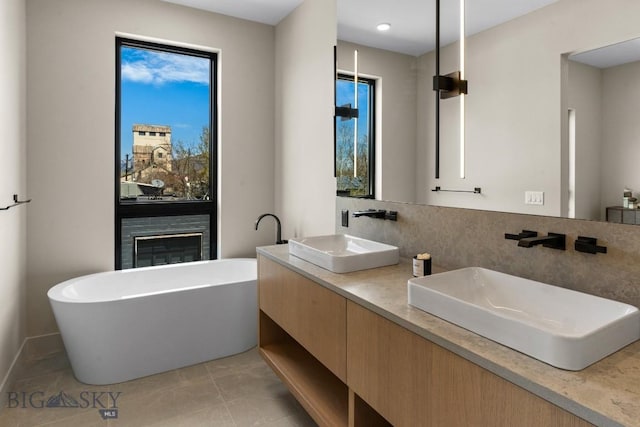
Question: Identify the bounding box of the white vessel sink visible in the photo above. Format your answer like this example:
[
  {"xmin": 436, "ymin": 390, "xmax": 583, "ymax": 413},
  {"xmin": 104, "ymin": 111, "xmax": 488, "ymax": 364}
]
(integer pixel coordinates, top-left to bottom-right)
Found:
[
  {"xmin": 288, "ymin": 234, "xmax": 399, "ymax": 273},
  {"xmin": 408, "ymin": 267, "xmax": 640, "ymax": 370}
]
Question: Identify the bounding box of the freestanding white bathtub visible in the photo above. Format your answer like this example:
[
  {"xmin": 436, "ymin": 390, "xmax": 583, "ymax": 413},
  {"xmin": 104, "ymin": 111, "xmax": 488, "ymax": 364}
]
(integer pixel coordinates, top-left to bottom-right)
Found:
[{"xmin": 47, "ymin": 258, "xmax": 257, "ymax": 385}]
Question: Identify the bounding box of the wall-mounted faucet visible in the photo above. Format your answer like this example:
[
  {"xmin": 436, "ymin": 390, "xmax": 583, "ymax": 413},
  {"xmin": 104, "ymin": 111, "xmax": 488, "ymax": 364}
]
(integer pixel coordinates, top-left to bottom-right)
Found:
[
  {"xmin": 255, "ymin": 213, "xmax": 287, "ymax": 244},
  {"xmin": 504, "ymin": 230, "xmax": 538, "ymax": 241},
  {"xmin": 575, "ymin": 236, "xmax": 607, "ymax": 254},
  {"xmin": 352, "ymin": 209, "xmax": 398, "ymax": 221},
  {"xmin": 517, "ymin": 232, "xmax": 566, "ymax": 250}
]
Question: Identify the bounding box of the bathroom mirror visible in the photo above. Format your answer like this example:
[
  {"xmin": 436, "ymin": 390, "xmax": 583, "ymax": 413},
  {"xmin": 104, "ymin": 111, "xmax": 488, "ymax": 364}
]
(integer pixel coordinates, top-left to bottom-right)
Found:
[
  {"xmin": 564, "ymin": 37, "xmax": 640, "ymax": 221},
  {"xmin": 337, "ymin": 0, "xmax": 640, "ymax": 222}
]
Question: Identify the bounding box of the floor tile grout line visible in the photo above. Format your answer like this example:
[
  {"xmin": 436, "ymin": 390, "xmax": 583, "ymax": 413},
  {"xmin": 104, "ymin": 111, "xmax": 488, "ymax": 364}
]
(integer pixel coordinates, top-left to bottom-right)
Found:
[{"xmin": 1, "ymin": 347, "xmax": 315, "ymax": 427}]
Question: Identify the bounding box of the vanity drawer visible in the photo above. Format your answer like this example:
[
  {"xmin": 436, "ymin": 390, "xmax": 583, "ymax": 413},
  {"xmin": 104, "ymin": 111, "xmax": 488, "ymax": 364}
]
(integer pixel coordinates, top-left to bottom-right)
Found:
[
  {"xmin": 346, "ymin": 301, "xmax": 592, "ymax": 427},
  {"xmin": 258, "ymin": 255, "xmax": 347, "ymax": 381}
]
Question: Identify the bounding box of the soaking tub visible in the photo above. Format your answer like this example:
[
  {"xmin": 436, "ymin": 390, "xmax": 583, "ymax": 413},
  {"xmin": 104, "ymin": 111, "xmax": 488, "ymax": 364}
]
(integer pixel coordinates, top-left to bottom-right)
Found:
[{"xmin": 47, "ymin": 258, "xmax": 257, "ymax": 385}]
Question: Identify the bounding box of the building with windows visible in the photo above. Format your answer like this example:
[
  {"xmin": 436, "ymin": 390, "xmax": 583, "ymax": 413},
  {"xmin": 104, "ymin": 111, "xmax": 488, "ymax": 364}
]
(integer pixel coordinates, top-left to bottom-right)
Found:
[{"xmin": 131, "ymin": 124, "xmax": 172, "ymax": 181}]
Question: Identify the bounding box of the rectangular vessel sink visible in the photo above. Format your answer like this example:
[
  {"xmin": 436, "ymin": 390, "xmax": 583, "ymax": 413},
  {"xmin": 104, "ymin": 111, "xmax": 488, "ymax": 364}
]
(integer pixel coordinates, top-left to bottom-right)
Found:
[
  {"xmin": 408, "ymin": 267, "xmax": 640, "ymax": 370},
  {"xmin": 288, "ymin": 234, "xmax": 399, "ymax": 273}
]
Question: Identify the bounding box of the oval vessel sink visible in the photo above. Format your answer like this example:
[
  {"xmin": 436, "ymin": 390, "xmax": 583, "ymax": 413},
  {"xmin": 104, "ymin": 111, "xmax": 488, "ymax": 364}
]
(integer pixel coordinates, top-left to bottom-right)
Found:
[
  {"xmin": 408, "ymin": 267, "xmax": 640, "ymax": 370},
  {"xmin": 288, "ymin": 234, "xmax": 399, "ymax": 273}
]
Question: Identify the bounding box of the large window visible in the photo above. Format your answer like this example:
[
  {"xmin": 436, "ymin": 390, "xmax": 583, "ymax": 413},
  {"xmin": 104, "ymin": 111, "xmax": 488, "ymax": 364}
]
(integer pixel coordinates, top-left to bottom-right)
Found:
[
  {"xmin": 115, "ymin": 38, "xmax": 217, "ymax": 269},
  {"xmin": 335, "ymin": 74, "xmax": 375, "ymax": 198}
]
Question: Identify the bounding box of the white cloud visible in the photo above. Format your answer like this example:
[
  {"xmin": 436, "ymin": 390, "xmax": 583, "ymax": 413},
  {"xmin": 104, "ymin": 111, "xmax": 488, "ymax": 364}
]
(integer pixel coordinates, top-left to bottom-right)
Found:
[{"xmin": 121, "ymin": 49, "xmax": 209, "ymax": 85}]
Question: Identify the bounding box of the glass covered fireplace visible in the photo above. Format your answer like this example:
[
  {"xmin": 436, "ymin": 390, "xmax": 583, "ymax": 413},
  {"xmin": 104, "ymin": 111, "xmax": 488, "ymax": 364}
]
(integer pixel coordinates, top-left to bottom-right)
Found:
[
  {"xmin": 134, "ymin": 233, "xmax": 203, "ymax": 267},
  {"xmin": 120, "ymin": 214, "xmax": 211, "ymax": 269}
]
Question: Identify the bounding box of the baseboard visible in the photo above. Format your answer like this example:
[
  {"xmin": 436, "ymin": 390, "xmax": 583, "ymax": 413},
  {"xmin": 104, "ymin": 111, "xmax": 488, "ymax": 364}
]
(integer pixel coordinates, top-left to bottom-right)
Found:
[
  {"xmin": 24, "ymin": 332, "xmax": 64, "ymax": 361},
  {"xmin": 0, "ymin": 332, "xmax": 63, "ymax": 413},
  {"xmin": 0, "ymin": 338, "xmax": 27, "ymax": 412}
]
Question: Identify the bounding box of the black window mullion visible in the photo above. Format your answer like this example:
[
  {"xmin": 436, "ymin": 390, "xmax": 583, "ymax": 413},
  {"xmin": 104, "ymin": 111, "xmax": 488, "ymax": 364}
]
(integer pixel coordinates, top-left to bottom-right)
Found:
[
  {"xmin": 114, "ymin": 37, "xmax": 217, "ymax": 270},
  {"xmin": 335, "ymin": 73, "xmax": 376, "ymax": 199}
]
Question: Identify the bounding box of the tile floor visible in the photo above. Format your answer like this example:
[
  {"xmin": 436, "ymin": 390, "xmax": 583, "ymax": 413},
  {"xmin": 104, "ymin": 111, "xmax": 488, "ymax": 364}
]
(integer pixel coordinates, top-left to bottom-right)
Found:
[{"xmin": 0, "ymin": 348, "xmax": 316, "ymax": 427}]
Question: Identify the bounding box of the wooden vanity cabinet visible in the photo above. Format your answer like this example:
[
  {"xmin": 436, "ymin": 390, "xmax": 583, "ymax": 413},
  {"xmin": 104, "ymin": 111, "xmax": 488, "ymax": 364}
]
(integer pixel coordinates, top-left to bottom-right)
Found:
[
  {"xmin": 346, "ymin": 301, "xmax": 593, "ymax": 427},
  {"xmin": 257, "ymin": 255, "xmax": 349, "ymax": 426},
  {"xmin": 258, "ymin": 255, "xmax": 593, "ymax": 427}
]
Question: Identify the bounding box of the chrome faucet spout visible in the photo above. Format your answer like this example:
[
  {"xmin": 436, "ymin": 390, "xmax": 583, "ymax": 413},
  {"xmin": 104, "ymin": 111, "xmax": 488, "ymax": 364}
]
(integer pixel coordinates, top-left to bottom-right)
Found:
[{"xmin": 255, "ymin": 213, "xmax": 286, "ymax": 244}]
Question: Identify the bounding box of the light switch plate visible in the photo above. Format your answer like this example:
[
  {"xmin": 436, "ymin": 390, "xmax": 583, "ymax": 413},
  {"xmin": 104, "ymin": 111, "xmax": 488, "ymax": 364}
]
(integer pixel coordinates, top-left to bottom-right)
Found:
[{"xmin": 525, "ymin": 191, "xmax": 544, "ymax": 205}]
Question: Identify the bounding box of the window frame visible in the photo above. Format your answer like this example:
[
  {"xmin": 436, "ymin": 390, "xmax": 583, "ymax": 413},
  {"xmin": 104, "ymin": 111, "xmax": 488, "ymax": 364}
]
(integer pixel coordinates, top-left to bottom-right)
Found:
[
  {"xmin": 335, "ymin": 73, "xmax": 376, "ymax": 199},
  {"xmin": 114, "ymin": 37, "xmax": 218, "ymax": 269}
]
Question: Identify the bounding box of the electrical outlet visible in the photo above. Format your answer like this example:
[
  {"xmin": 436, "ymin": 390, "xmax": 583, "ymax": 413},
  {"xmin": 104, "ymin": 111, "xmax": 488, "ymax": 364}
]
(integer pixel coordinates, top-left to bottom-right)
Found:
[{"xmin": 525, "ymin": 191, "xmax": 544, "ymax": 205}]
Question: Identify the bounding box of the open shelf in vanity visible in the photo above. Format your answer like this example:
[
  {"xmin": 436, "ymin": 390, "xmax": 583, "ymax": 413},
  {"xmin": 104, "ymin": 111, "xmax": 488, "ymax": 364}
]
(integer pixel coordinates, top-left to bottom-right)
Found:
[
  {"xmin": 257, "ymin": 253, "xmax": 391, "ymax": 426},
  {"xmin": 259, "ymin": 311, "xmax": 349, "ymax": 426}
]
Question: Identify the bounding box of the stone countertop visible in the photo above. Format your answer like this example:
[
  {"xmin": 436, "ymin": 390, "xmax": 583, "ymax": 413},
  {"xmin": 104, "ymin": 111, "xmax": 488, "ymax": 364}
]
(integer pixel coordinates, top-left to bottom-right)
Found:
[{"xmin": 257, "ymin": 244, "xmax": 640, "ymax": 427}]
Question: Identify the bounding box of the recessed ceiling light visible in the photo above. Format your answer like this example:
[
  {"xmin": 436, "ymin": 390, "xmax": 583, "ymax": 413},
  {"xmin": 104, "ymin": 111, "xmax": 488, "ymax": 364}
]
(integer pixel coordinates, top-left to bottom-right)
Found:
[{"xmin": 376, "ymin": 23, "xmax": 391, "ymax": 32}]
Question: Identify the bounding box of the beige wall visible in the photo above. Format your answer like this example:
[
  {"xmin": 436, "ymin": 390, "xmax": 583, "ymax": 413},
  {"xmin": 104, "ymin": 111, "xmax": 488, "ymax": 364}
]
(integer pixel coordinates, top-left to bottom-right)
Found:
[
  {"xmin": 567, "ymin": 60, "xmax": 602, "ymax": 220},
  {"xmin": 564, "ymin": 57, "xmax": 640, "ymax": 221},
  {"xmin": 601, "ymin": 60, "xmax": 640, "ymax": 210},
  {"xmin": 337, "ymin": 41, "xmax": 417, "ymax": 203},
  {"xmin": 418, "ymin": 0, "xmax": 640, "ymax": 217},
  {"xmin": 274, "ymin": 0, "xmax": 337, "ymax": 239},
  {"xmin": 0, "ymin": 0, "xmax": 27, "ymax": 392},
  {"xmin": 26, "ymin": 0, "xmax": 276, "ymax": 336}
]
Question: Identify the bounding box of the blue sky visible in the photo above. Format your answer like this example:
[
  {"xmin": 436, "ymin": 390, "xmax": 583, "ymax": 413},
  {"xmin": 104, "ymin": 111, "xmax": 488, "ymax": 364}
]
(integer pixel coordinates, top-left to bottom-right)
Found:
[
  {"xmin": 336, "ymin": 79, "xmax": 370, "ymax": 137},
  {"xmin": 120, "ymin": 47, "xmax": 211, "ymax": 159}
]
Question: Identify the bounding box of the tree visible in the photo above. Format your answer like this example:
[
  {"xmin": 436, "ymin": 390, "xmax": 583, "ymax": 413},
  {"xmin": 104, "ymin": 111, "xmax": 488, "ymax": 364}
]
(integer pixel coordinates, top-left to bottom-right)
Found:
[
  {"xmin": 336, "ymin": 119, "xmax": 370, "ymax": 196},
  {"xmin": 168, "ymin": 126, "xmax": 210, "ymax": 199}
]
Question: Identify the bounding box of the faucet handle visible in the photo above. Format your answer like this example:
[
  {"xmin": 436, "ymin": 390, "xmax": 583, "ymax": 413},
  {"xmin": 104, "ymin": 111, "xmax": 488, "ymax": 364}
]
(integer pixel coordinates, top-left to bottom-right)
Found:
[
  {"xmin": 575, "ymin": 236, "xmax": 607, "ymax": 255},
  {"xmin": 505, "ymin": 230, "xmax": 537, "ymax": 241}
]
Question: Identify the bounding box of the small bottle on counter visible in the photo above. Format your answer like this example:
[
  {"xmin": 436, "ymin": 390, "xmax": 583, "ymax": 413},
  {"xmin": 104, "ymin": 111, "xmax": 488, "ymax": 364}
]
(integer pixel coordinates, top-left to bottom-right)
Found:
[
  {"xmin": 623, "ymin": 189, "xmax": 632, "ymax": 208},
  {"xmin": 413, "ymin": 253, "xmax": 432, "ymax": 277}
]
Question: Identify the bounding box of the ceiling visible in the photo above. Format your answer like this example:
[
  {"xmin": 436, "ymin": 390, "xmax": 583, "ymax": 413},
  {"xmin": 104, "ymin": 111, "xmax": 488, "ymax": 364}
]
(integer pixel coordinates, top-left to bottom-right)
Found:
[
  {"xmin": 161, "ymin": 0, "xmax": 304, "ymax": 25},
  {"xmin": 162, "ymin": 1, "xmax": 640, "ymax": 65},
  {"xmin": 162, "ymin": 0, "xmax": 559, "ymax": 56},
  {"xmin": 570, "ymin": 37, "xmax": 640, "ymax": 69},
  {"xmin": 338, "ymin": 0, "xmax": 558, "ymax": 56}
]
